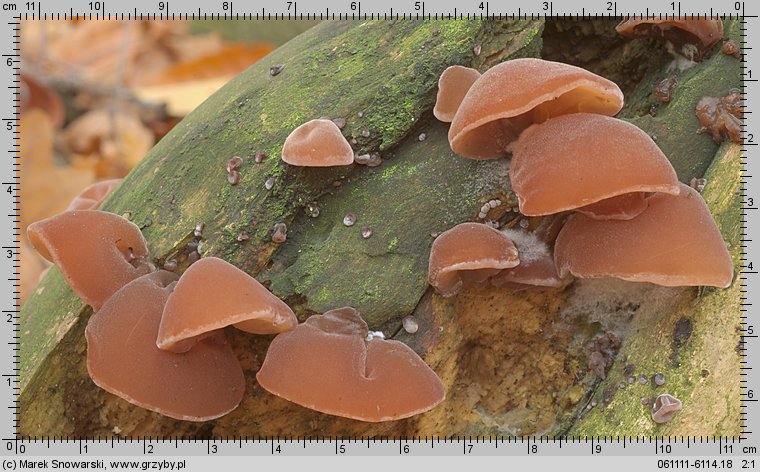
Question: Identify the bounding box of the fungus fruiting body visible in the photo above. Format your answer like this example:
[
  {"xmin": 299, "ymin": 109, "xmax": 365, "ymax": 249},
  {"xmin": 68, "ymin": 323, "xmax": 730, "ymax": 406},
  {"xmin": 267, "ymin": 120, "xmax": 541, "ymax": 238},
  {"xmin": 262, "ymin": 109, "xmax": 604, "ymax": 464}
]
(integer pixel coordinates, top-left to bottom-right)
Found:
[
  {"xmin": 428, "ymin": 222, "xmax": 520, "ymax": 297},
  {"xmin": 86, "ymin": 271, "xmax": 245, "ymax": 422},
  {"xmin": 272, "ymin": 223, "xmax": 287, "ymax": 243},
  {"xmin": 281, "ymin": 119, "xmax": 354, "ymax": 166},
  {"xmin": 66, "ymin": 179, "xmax": 123, "ymax": 211},
  {"xmin": 354, "ymin": 153, "xmax": 382, "ymax": 167},
  {"xmin": 491, "ymin": 217, "xmax": 568, "ymax": 288},
  {"xmin": 448, "ymin": 58, "xmax": 624, "ymax": 159},
  {"xmin": 433, "ymin": 65, "xmax": 481, "ymax": 122},
  {"xmin": 554, "ymin": 184, "xmax": 734, "ymax": 287},
  {"xmin": 652, "ymin": 75, "xmax": 677, "ymax": 103},
  {"xmin": 157, "ymin": 257, "xmax": 297, "ymax": 353},
  {"xmin": 27, "ymin": 210, "xmax": 153, "ymax": 309},
  {"xmin": 616, "ymin": 17, "xmax": 723, "ymax": 61},
  {"xmin": 696, "ymin": 90, "xmax": 743, "ymax": 144},
  {"xmin": 509, "ymin": 113, "xmax": 680, "ymax": 219},
  {"xmin": 256, "ymin": 307, "xmax": 445, "ymax": 422},
  {"xmin": 651, "ymin": 393, "xmax": 682, "ymax": 423},
  {"xmin": 402, "ymin": 316, "xmax": 419, "ymax": 334},
  {"xmin": 574, "ymin": 193, "xmax": 650, "ymax": 221},
  {"xmin": 492, "ymin": 230, "xmax": 561, "ymax": 287},
  {"xmin": 722, "ymin": 40, "xmax": 741, "ymax": 58},
  {"xmin": 343, "ymin": 212, "xmax": 357, "ymax": 226}
]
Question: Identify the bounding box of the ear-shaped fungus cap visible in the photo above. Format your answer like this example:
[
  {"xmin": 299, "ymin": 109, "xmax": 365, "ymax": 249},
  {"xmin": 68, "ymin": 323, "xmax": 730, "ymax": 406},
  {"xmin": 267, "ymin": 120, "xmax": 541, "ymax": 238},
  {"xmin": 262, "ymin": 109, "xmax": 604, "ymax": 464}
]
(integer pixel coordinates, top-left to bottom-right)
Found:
[
  {"xmin": 428, "ymin": 222, "xmax": 520, "ymax": 297},
  {"xmin": 256, "ymin": 307, "xmax": 445, "ymax": 422},
  {"xmin": 157, "ymin": 257, "xmax": 297, "ymax": 353},
  {"xmin": 281, "ymin": 119, "xmax": 354, "ymax": 167},
  {"xmin": 86, "ymin": 271, "xmax": 245, "ymax": 421},
  {"xmin": 433, "ymin": 65, "xmax": 481, "ymax": 123},
  {"xmin": 27, "ymin": 210, "xmax": 153, "ymax": 310},
  {"xmin": 616, "ymin": 17, "xmax": 723, "ymax": 60},
  {"xmin": 554, "ymin": 184, "xmax": 734, "ymax": 287},
  {"xmin": 651, "ymin": 393, "xmax": 682, "ymax": 423},
  {"xmin": 66, "ymin": 179, "xmax": 123, "ymax": 211},
  {"xmin": 510, "ymin": 114, "xmax": 680, "ymax": 219},
  {"xmin": 448, "ymin": 58, "xmax": 624, "ymax": 159}
]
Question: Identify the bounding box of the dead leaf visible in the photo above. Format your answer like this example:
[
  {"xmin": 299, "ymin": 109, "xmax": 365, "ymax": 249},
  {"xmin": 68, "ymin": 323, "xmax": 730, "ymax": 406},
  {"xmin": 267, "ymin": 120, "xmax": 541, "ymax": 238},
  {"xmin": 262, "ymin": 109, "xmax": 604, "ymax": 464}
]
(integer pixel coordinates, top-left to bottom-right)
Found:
[
  {"xmin": 21, "ymin": 73, "xmax": 66, "ymax": 128},
  {"xmin": 20, "ymin": 237, "xmax": 50, "ymax": 305},
  {"xmin": 147, "ymin": 42, "xmax": 275, "ymax": 85},
  {"xmin": 20, "ymin": 109, "xmax": 94, "ymax": 229},
  {"xmin": 132, "ymin": 76, "xmax": 231, "ymax": 116},
  {"xmin": 63, "ymin": 109, "xmax": 154, "ymax": 178},
  {"xmin": 25, "ymin": 20, "xmax": 189, "ymax": 87}
]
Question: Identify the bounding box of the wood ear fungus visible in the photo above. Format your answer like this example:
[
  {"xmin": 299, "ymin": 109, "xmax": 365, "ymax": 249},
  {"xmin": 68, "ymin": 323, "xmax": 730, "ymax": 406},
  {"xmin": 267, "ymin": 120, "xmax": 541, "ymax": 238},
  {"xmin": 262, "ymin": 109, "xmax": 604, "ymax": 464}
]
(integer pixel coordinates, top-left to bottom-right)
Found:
[
  {"xmin": 281, "ymin": 119, "xmax": 354, "ymax": 167},
  {"xmin": 256, "ymin": 307, "xmax": 445, "ymax": 422},
  {"xmin": 27, "ymin": 210, "xmax": 153, "ymax": 310}
]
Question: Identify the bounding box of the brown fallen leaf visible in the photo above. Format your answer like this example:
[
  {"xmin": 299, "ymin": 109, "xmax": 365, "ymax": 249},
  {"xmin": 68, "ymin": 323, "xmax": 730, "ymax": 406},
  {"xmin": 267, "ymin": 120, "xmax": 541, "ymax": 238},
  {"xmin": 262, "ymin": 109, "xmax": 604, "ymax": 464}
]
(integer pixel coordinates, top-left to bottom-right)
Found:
[
  {"xmin": 147, "ymin": 42, "xmax": 275, "ymax": 85},
  {"xmin": 132, "ymin": 77, "xmax": 232, "ymax": 117},
  {"xmin": 24, "ymin": 20, "xmax": 192, "ymax": 88},
  {"xmin": 20, "ymin": 237, "xmax": 50, "ymax": 305},
  {"xmin": 63, "ymin": 108, "xmax": 154, "ymax": 178},
  {"xmin": 21, "ymin": 73, "xmax": 66, "ymax": 128},
  {"xmin": 20, "ymin": 109, "xmax": 94, "ymax": 229}
]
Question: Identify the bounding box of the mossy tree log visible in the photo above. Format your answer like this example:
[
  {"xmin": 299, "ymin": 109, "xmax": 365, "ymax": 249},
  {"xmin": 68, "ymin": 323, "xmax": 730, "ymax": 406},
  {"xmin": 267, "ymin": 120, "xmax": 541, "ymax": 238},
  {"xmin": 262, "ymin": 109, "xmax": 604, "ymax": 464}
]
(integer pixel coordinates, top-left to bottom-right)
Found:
[{"xmin": 20, "ymin": 19, "xmax": 741, "ymax": 438}]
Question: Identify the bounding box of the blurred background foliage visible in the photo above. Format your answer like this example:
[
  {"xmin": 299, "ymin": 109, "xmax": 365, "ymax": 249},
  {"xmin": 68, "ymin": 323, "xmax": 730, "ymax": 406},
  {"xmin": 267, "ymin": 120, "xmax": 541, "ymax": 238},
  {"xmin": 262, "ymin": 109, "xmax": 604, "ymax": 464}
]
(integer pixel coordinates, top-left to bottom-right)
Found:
[{"xmin": 19, "ymin": 19, "xmax": 317, "ymax": 303}]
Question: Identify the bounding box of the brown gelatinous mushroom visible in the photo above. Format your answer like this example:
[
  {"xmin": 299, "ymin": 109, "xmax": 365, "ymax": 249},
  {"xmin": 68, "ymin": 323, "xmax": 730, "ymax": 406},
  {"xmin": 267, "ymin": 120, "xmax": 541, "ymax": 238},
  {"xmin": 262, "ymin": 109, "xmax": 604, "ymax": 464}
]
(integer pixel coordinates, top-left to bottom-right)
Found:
[
  {"xmin": 86, "ymin": 271, "xmax": 245, "ymax": 421},
  {"xmin": 281, "ymin": 119, "xmax": 354, "ymax": 167},
  {"xmin": 491, "ymin": 214, "xmax": 570, "ymax": 288},
  {"xmin": 574, "ymin": 193, "xmax": 650, "ymax": 221},
  {"xmin": 448, "ymin": 58, "xmax": 624, "ymax": 159},
  {"xmin": 157, "ymin": 257, "xmax": 297, "ymax": 353},
  {"xmin": 554, "ymin": 184, "xmax": 734, "ymax": 287},
  {"xmin": 256, "ymin": 307, "xmax": 445, "ymax": 422},
  {"xmin": 433, "ymin": 65, "xmax": 481, "ymax": 123},
  {"xmin": 428, "ymin": 222, "xmax": 520, "ymax": 297},
  {"xmin": 66, "ymin": 178, "xmax": 123, "ymax": 211},
  {"xmin": 651, "ymin": 393, "xmax": 682, "ymax": 423},
  {"xmin": 616, "ymin": 17, "xmax": 723, "ymax": 61},
  {"xmin": 696, "ymin": 90, "xmax": 743, "ymax": 144},
  {"xmin": 510, "ymin": 114, "xmax": 680, "ymax": 219},
  {"xmin": 27, "ymin": 210, "xmax": 153, "ymax": 310}
]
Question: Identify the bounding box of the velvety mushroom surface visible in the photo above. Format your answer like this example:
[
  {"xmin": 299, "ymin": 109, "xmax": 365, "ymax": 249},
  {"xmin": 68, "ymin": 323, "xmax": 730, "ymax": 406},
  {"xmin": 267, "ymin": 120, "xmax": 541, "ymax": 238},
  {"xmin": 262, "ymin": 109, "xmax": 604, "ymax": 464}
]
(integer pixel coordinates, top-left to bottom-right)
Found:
[
  {"xmin": 428, "ymin": 222, "xmax": 520, "ymax": 297},
  {"xmin": 66, "ymin": 178, "xmax": 123, "ymax": 211},
  {"xmin": 433, "ymin": 65, "xmax": 482, "ymax": 122},
  {"xmin": 281, "ymin": 118, "xmax": 354, "ymax": 166},
  {"xmin": 554, "ymin": 184, "xmax": 734, "ymax": 287},
  {"xmin": 491, "ymin": 217, "xmax": 568, "ymax": 289},
  {"xmin": 256, "ymin": 307, "xmax": 445, "ymax": 422},
  {"xmin": 574, "ymin": 192, "xmax": 650, "ymax": 221},
  {"xmin": 510, "ymin": 113, "xmax": 680, "ymax": 219},
  {"xmin": 86, "ymin": 271, "xmax": 246, "ymax": 422},
  {"xmin": 157, "ymin": 257, "xmax": 298, "ymax": 353},
  {"xmin": 26, "ymin": 210, "xmax": 153, "ymax": 310},
  {"xmin": 448, "ymin": 58, "xmax": 624, "ymax": 159},
  {"xmin": 616, "ymin": 17, "xmax": 723, "ymax": 60}
]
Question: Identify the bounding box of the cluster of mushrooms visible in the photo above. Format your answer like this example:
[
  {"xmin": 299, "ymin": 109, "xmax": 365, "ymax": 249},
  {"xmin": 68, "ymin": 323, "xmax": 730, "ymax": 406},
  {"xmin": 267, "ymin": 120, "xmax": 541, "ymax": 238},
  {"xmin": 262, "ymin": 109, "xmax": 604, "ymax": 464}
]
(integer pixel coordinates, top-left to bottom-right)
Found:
[
  {"xmin": 427, "ymin": 49, "xmax": 734, "ymax": 298},
  {"xmin": 26, "ymin": 17, "xmax": 734, "ymax": 427},
  {"xmin": 28, "ymin": 182, "xmax": 444, "ymax": 422}
]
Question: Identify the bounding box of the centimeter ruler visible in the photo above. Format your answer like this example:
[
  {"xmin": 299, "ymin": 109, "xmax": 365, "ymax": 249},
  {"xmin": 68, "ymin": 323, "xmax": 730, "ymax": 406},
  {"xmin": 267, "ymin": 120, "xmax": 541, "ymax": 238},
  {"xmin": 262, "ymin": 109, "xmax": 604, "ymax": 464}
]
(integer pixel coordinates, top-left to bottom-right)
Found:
[
  {"xmin": 2, "ymin": 0, "xmax": 758, "ymax": 458},
  {"xmin": 4, "ymin": 1, "xmax": 758, "ymax": 19}
]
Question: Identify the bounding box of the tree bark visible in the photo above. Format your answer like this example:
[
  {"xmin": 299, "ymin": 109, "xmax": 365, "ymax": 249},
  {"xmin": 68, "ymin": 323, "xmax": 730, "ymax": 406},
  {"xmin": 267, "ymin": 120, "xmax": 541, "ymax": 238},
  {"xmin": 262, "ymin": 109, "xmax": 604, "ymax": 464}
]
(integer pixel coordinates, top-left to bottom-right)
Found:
[{"xmin": 20, "ymin": 18, "xmax": 741, "ymax": 438}]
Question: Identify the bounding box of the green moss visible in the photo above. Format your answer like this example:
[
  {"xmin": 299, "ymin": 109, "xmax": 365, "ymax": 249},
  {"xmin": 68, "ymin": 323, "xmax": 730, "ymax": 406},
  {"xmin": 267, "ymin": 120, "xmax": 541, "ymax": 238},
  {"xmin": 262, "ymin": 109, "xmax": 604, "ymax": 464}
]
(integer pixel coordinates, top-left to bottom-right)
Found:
[
  {"xmin": 388, "ymin": 237, "xmax": 399, "ymax": 251},
  {"xmin": 261, "ymin": 124, "xmax": 514, "ymax": 328}
]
